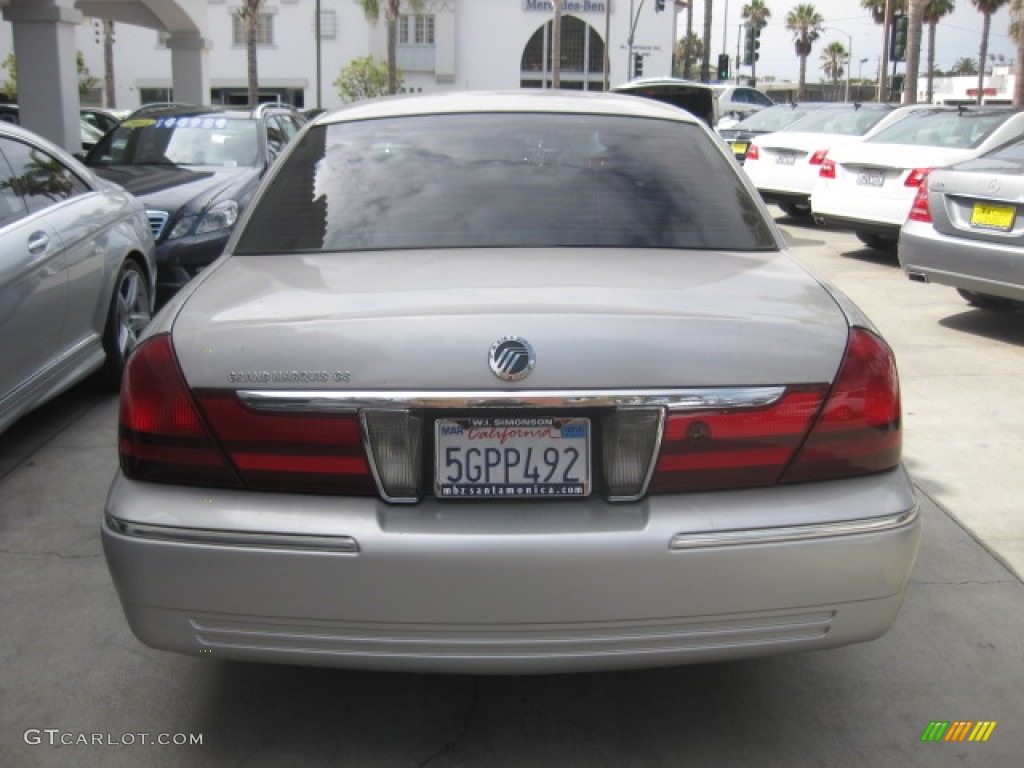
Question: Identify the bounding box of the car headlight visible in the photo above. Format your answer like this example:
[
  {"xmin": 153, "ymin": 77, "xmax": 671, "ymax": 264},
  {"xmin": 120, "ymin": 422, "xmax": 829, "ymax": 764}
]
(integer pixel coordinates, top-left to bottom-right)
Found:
[
  {"xmin": 167, "ymin": 200, "xmax": 239, "ymax": 240},
  {"xmin": 195, "ymin": 200, "xmax": 239, "ymax": 236}
]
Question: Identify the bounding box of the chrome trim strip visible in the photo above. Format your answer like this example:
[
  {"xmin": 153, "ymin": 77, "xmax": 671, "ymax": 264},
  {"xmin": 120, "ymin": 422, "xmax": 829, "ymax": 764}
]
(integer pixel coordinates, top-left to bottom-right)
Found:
[
  {"xmin": 147, "ymin": 209, "xmax": 169, "ymax": 240},
  {"xmin": 105, "ymin": 516, "xmax": 360, "ymax": 554},
  {"xmin": 669, "ymin": 506, "xmax": 919, "ymax": 550},
  {"xmin": 237, "ymin": 387, "xmax": 787, "ymax": 413}
]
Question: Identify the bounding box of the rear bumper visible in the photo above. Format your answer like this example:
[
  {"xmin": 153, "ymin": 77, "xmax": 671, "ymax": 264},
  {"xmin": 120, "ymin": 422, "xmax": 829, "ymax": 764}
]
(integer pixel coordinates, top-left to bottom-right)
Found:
[
  {"xmin": 103, "ymin": 468, "xmax": 921, "ymax": 674},
  {"xmin": 899, "ymin": 221, "xmax": 1024, "ymax": 303}
]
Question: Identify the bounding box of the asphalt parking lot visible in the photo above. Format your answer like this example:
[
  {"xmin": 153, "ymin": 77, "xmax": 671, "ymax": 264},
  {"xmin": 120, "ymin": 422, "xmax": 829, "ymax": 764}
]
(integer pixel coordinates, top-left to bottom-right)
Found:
[{"xmin": 1, "ymin": 211, "xmax": 1022, "ymax": 767}]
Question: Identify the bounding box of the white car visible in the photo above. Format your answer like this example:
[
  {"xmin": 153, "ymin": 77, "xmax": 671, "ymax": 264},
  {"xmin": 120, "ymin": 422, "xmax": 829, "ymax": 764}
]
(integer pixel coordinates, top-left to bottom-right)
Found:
[
  {"xmin": 811, "ymin": 107, "xmax": 1024, "ymax": 248},
  {"xmin": 711, "ymin": 85, "xmax": 774, "ymax": 122},
  {"xmin": 744, "ymin": 104, "xmax": 913, "ymax": 217}
]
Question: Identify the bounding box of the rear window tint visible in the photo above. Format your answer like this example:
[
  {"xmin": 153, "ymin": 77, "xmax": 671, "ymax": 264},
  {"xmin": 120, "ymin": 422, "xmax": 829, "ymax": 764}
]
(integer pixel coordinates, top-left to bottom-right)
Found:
[
  {"xmin": 779, "ymin": 107, "xmax": 892, "ymax": 136},
  {"xmin": 235, "ymin": 113, "xmax": 775, "ymax": 254}
]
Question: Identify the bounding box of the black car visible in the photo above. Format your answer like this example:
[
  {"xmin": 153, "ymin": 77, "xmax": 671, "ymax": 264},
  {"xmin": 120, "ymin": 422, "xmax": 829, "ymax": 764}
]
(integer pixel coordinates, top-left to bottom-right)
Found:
[{"xmin": 84, "ymin": 103, "xmax": 306, "ymax": 301}]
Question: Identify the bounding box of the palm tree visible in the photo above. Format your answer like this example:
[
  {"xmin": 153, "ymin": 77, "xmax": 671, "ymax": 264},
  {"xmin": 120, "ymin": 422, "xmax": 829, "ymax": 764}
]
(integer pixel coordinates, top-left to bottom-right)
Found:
[
  {"xmin": 675, "ymin": 32, "xmax": 705, "ymax": 77},
  {"xmin": 862, "ymin": 0, "xmax": 906, "ymax": 102},
  {"xmin": 971, "ymin": 0, "xmax": 1010, "ymax": 104},
  {"xmin": 951, "ymin": 56, "xmax": 979, "ymax": 75},
  {"xmin": 1013, "ymin": 0, "xmax": 1024, "ymax": 107},
  {"xmin": 552, "ymin": 0, "xmax": 563, "ymax": 88},
  {"xmin": 701, "ymin": 0, "xmax": 714, "ymax": 82},
  {"xmin": 786, "ymin": 4, "xmax": 824, "ymax": 100},
  {"xmin": 820, "ymin": 41, "xmax": 847, "ymax": 101},
  {"xmin": 924, "ymin": 0, "xmax": 956, "ymax": 102},
  {"xmin": 358, "ymin": 0, "xmax": 425, "ymax": 96},
  {"xmin": 237, "ymin": 0, "xmax": 263, "ymax": 107},
  {"xmin": 905, "ymin": 0, "xmax": 927, "ymax": 103},
  {"xmin": 682, "ymin": 0, "xmax": 696, "ymax": 79},
  {"xmin": 742, "ymin": 0, "xmax": 771, "ymax": 85}
]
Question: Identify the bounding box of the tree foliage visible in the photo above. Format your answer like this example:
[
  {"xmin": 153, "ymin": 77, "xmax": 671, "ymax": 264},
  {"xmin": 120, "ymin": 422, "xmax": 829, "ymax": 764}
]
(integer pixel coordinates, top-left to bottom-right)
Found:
[
  {"xmin": 2, "ymin": 53, "xmax": 98, "ymax": 99},
  {"xmin": 334, "ymin": 56, "xmax": 396, "ymax": 103},
  {"xmin": 786, "ymin": 4, "xmax": 824, "ymax": 100}
]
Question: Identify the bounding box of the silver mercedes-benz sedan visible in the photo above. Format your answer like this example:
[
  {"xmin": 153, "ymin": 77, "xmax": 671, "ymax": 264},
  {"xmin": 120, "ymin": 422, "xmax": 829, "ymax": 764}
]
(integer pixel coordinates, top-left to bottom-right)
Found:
[
  {"xmin": 103, "ymin": 91, "xmax": 920, "ymax": 674},
  {"xmin": 0, "ymin": 122, "xmax": 156, "ymax": 434},
  {"xmin": 900, "ymin": 133, "xmax": 1024, "ymax": 310}
]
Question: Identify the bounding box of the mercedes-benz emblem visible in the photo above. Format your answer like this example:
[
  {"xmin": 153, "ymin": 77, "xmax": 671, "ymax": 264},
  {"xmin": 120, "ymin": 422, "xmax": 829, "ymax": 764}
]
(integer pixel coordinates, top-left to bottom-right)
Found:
[{"xmin": 488, "ymin": 336, "xmax": 536, "ymax": 381}]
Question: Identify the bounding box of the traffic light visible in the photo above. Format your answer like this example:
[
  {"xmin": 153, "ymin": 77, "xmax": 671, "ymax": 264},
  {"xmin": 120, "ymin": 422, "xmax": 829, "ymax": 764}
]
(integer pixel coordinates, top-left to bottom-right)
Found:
[
  {"xmin": 890, "ymin": 14, "xmax": 908, "ymax": 62},
  {"xmin": 655, "ymin": 0, "xmax": 666, "ymax": 11},
  {"xmin": 717, "ymin": 53, "xmax": 730, "ymax": 80},
  {"xmin": 743, "ymin": 25, "xmax": 761, "ymax": 66},
  {"xmin": 633, "ymin": 53, "xmax": 644, "ymax": 79}
]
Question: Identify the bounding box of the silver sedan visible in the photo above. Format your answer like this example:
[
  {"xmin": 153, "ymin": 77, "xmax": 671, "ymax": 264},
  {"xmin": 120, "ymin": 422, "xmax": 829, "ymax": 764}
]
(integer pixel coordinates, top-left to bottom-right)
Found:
[
  {"xmin": 0, "ymin": 122, "xmax": 156, "ymax": 434},
  {"xmin": 900, "ymin": 134, "xmax": 1024, "ymax": 310},
  {"xmin": 103, "ymin": 91, "xmax": 920, "ymax": 674}
]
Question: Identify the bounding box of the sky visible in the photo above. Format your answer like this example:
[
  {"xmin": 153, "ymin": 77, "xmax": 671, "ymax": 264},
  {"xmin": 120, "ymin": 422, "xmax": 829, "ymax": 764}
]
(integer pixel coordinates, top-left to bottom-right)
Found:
[{"xmin": 678, "ymin": 1, "xmax": 1017, "ymax": 83}]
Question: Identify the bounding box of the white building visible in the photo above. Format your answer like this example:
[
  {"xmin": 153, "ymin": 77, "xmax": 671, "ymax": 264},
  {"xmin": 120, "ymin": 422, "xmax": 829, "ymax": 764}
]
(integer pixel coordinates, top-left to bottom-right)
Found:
[
  {"xmin": 926, "ymin": 67, "xmax": 1017, "ymax": 106},
  {"xmin": 1, "ymin": 1, "xmax": 681, "ymax": 114}
]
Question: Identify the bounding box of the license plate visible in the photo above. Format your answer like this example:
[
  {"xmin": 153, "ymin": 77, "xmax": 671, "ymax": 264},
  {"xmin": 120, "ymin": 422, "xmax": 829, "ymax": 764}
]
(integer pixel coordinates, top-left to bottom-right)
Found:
[
  {"xmin": 971, "ymin": 202, "xmax": 1016, "ymax": 231},
  {"xmin": 775, "ymin": 152, "xmax": 796, "ymax": 165},
  {"xmin": 731, "ymin": 142, "xmax": 749, "ymax": 155},
  {"xmin": 857, "ymin": 169, "xmax": 885, "ymax": 187},
  {"xmin": 435, "ymin": 416, "xmax": 591, "ymax": 499}
]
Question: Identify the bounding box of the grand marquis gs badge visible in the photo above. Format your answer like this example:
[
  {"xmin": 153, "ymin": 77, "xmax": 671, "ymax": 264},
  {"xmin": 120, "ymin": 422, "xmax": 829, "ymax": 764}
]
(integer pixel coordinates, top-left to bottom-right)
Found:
[{"xmin": 488, "ymin": 336, "xmax": 535, "ymax": 381}]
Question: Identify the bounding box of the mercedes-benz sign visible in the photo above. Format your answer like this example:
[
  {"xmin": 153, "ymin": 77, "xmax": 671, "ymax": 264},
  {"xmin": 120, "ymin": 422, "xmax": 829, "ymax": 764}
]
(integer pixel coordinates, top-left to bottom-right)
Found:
[{"xmin": 488, "ymin": 336, "xmax": 536, "ymax": 381}]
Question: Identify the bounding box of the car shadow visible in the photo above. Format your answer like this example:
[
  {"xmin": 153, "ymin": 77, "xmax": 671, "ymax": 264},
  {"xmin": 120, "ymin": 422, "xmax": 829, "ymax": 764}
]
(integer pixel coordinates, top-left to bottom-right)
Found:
[{"xmin": 939, "ymin": 308, "xmax": 1024, "ymax": 347}]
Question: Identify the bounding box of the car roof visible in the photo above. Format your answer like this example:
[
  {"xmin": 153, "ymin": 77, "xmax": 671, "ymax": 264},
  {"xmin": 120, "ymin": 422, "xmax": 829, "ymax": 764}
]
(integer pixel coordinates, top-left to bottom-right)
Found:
[
  {"xmin": 317, "ymin": 90, "xmax": 703, "ymax": 127},
  {"xmin": 126, "ymin": 103, "xmax": 301, "ymax": 121}
]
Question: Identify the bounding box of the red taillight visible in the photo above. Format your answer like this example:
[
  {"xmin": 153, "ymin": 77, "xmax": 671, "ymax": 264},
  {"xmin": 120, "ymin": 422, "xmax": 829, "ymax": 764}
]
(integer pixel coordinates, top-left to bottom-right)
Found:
[
  {"xmin": 819, "ymin": 159, "xmax": 836, "ymax": 179},
  {"xmin": 119, "ymin": 335, "xmax": 376, "ymax": 495},
  {"xmin": 908, "ymin": 177, "xmax": 932, "ymax": 223},
  {"xmin": 119, "ymin": 335, "xmax": 242, "ymax": 488},
  {"xmin": 648, "ymin": 328, "xmax": 901, "ymax": 493},
  {"xmin": 649, "ymin": 389, "xmax": 827, "ymax": 493},
  {"xmin": 905, "ymin": 167, "xmax": 934, "ymax": 188},
  {"xmin": 808, "ymin": 149, "xmax": 829, "ymax": 165},
  {"xmin": 781, "ymin": 329, "xmax": 901, "ymax": 484},
  {"xmin": 194, "ymin": 393, "xmax": 377, "ymax": 495},
  {"xmin": 746, "ymin": 144, "xmax": 760, "ymax": 161}
]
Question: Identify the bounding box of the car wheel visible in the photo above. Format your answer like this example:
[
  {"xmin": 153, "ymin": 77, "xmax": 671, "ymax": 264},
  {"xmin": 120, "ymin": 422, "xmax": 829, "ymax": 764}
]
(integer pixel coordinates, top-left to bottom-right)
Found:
[
  {"xmin": 957, "ymin": 289, "xmax": 1023, "ymax": 312},
  {"xmin": 101, "ymin": 259, "xmax": 152, "ymax": 386},
  {"xmin": 855, "ymin": 232, "xmax": 898, "ymax": 250},
  {"xmin": 779, "ymin": 201, "xmax": 811, "ymax": 218}
]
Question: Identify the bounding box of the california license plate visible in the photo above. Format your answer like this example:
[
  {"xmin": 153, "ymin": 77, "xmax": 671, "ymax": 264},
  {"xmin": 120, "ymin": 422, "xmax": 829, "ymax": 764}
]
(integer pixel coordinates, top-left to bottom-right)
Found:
[
  {"xmin": 970, "ymin": 202, "xmax": 1016, "ymax": 231},
  {"xmin": 435, "ymin": 416, "xmax": 591, "ymax": 499},
  {"xmin": 775, "ymin": 152, "xmax": 796, "ymax": 165},
  {"xmin": 857, "ymin": 169, "xmax": 885, "ymax": 187}
]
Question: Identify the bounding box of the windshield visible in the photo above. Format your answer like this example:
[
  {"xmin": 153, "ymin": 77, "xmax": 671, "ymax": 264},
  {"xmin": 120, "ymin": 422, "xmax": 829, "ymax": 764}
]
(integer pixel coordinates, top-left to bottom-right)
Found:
[
  {"xmin": 866, "ymin": 110, "xmax": 1012, "ymax": 149},
  {"xmin": 236, "ymin": 113, "xmax": 776, "ymax": 254},
  {"xmin": 778, "ymin": 107, "xmax": 892, "ymax": 136},
  {"xmin": 87, "ymin": 114, "xmax": 260, "ymax": 167}
]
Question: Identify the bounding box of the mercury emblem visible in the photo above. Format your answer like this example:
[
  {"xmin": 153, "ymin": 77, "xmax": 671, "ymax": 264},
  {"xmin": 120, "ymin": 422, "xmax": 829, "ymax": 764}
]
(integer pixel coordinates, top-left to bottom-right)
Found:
[{"xmin": 488, "ymin": 336, "xmax": 536, "ymax": 381}]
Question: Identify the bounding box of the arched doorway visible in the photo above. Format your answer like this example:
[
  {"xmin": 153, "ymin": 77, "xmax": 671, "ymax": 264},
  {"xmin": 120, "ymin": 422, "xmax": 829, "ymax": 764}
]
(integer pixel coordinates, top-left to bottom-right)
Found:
[{"xmin": 520, "ymin": 16, "xmax": 605, "ymax": 91}]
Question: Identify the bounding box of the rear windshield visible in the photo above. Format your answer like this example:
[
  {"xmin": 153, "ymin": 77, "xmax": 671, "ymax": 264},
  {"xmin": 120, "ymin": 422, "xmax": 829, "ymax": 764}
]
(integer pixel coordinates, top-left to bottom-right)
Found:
[
  {"xmin": 732, "ymin": 105, "xmax": 821, "ymax": 132},
  {"xmin": 779, "ymin": 107, "xmax": 892, "ymax": 136},
  {"xmin": 866, "ymin": 110, "xmax": 1012, "ymax": 149},
  {"xmin": 235, "ymin": 112, "xmax": 775, "ymax": 254}
]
